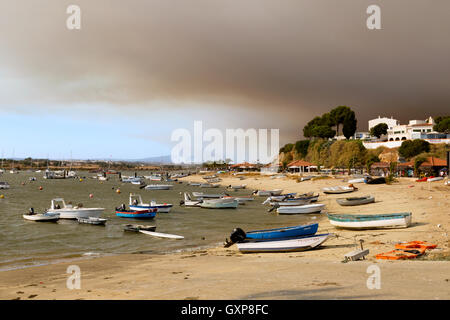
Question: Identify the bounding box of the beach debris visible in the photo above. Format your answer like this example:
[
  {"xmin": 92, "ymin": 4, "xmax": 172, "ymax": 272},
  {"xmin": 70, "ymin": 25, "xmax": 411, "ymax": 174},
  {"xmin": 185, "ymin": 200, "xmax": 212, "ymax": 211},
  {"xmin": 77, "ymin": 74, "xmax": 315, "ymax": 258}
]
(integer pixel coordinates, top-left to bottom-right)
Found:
[
  {"xmin": 342, "ymin": 239, "xmax": 369, "ymax": 263},
  {"xmin": 376, "ymin": 241, "xmax": 437, "ymax": 260},
  {"xmin": 394, "ymin": 241, "xmax": 437, "ymax": 250}
]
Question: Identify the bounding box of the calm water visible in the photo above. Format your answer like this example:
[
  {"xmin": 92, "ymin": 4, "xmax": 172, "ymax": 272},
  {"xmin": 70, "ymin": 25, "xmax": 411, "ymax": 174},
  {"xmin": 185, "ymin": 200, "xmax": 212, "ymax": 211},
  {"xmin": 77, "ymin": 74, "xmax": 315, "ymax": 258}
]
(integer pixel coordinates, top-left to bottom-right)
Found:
[{"xmin": 0, "ymin": 171, "xmax": 323, "ymax": 271}]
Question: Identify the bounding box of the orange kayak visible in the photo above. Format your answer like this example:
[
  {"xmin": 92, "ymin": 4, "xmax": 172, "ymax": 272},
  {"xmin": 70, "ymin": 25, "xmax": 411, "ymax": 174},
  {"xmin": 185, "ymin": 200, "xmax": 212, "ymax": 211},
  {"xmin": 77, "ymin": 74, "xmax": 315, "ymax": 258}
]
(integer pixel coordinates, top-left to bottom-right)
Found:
[{"xmin": 395, "ymin": 241, "xmax": 437, "ymax": 250}]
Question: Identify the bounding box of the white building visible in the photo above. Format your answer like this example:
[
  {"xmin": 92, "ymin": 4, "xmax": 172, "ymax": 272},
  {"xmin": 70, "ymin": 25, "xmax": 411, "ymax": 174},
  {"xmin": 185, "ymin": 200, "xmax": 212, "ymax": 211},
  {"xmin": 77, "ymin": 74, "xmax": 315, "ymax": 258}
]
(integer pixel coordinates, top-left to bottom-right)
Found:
[
  {"xmin": 387, "ymin": 117, "xmax": 435, "ymax": 141},
  {"xmin": 368, "ymin": 116, "xmax": 400, "ymax": 132}
]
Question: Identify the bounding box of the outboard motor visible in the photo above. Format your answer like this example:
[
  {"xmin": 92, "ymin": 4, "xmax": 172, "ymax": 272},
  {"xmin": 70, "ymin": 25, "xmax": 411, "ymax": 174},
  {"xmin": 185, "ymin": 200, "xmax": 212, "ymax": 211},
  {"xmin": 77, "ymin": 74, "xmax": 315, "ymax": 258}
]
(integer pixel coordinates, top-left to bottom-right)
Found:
[
  {"xmin": 29, "ymin": 208, "xmax": 35, "ymax": 215},
  {"xmin": 179, "ymin": 200, "xmax": 185, "ymax": 206},
  {"xmin": 268, "ymin": 203, "xmax": 280, "ymax": 212},
  {"xmin": 229, "ymin": 228, "xmax": 247, "ymax": 243}
]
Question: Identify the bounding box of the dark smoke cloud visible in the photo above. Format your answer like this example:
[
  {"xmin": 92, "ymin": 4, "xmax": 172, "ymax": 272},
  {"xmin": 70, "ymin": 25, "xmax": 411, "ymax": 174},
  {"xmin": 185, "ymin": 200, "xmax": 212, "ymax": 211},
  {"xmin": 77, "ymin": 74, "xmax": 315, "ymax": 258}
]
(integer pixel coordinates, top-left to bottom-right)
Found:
[{"xmin": 1, "ymin": 0, "xmax": 449, "ymax": 144}]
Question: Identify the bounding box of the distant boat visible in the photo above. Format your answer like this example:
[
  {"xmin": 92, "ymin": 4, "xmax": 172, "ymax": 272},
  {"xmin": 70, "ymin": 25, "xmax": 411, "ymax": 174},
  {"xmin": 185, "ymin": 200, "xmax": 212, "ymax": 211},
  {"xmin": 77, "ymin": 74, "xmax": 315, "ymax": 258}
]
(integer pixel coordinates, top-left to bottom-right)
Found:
[
  {"xmin": 200, "ymin": 183, "xmax": 220, "ymax": 188},
  {"xmin": 227, "ymin": 184, "xmax": 246, "ymax": 190},
  {"xmin": 23, "ymin": 209, "xmax": 60, "ymax": 222},
  {"xmin": 252, "ymin": 189, "xmax": 283, "ymax": 196},
  {"xmin": 268, "ymin": 199, "xmax": 312, "ymax": 206},
  {"xmin": 276, "ymin": 203, "xmax": 325, "ymax": 214},
  {"xmin": 336, "ymin": 195, "xmax": 375, "ymax": 206},
  {"xmin": 200, "ymin": 198, "xmax": 239, "ymax": 209},
  {"xmin": 139, "ymin": 230, "xmax": 184, "ymax": 239},
  {"xmin": 123, "ymin": 224, "xmax": 156, "ymax": 232},
  {"xmin": 116, "ymin": 207, "xmax": 157, "ymax": 219},
  {"xmin": 77, "ymin": 217, "xmax": 107, "ymax": 225},
  {"xmin": 0, "ymin": 181, "xmax": 10, "ymax": 189},
  {"xmin": 180, "ymin": 192, "xmax": 202, "ymax": 207},
  {"xmin": 192, "ymin": 192, "xmax": 225, "ymax": 199},
  {"xmin": 144, "ymin": 184, "xmax": 173, "ymax": 190},
  {"xmin": 227, "ymin": 223, "xmax": 319, "ymax": 244},
  {"xmin": 322, "ymin": 186, "xmax": 357, "ymax": 194},
  {"xmin": 46, "ymin": 198, "xmax": 104, "ymax": 219},
  {"xmin": 427, "ymin": 177, "xmax": 444, "ymax": 182},
  {"xmin": 236, "ymin": 233, "xmax": 332, "ymax": 253},
  {"xmin": 9, "ymin": 169, "xmax": 19, "ymax": 174},
  {"xmin": 364, "ymin": 177, "xmax": 386, "ymax": 184},
  {"xmin": 327, "ymin": 212, "xmax": 412, "ymax": 229},
  {"xmin": 187, "ymin": 182, "xmax": 201, "ymax": 186}
]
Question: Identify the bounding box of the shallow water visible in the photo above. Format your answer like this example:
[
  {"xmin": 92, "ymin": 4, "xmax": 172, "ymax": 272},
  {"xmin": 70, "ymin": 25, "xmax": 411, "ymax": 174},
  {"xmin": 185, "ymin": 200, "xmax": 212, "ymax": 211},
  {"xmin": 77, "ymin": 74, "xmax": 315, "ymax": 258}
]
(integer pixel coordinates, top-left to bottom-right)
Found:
[{"xmin": 0, "ymin": 171, "xmax": 324, "ymax": 270}]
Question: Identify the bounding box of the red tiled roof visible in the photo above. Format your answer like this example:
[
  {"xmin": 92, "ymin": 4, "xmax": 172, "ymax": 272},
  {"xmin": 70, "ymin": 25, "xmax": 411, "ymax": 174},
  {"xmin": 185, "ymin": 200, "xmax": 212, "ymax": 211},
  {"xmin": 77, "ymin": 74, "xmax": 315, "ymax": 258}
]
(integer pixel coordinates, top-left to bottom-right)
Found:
[
  {"xmin": 287, "ymin": 160, "xmax": 314, "ymax": 167},
  {"xmin": 398, "ymin": 157, "xmax": 447, "ymax": 167}
]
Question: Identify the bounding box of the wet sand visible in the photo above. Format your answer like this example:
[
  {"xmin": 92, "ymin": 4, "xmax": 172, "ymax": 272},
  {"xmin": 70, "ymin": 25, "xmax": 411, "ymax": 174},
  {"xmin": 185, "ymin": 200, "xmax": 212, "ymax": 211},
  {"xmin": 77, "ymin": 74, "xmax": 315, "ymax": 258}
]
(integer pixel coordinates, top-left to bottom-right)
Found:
[{"xmin": 0, "ymin": 174, "xmax": 449, "ymax": 300}]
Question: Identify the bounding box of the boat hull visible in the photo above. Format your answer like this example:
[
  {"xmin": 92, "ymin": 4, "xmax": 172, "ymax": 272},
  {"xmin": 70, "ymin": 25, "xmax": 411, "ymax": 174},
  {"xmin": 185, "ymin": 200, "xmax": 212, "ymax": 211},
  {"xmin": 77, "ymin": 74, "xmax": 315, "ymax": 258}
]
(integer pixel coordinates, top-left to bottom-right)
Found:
[
  {"xmin": 130, "ymin": 204, "xmax": 172, "ymax": 213},
  {"xmin": 336, "ymin": 196, "xmax": 375, "ymax": 206},
  {"xmin": 327, "ymin": 213, "xmax": 412, "ymax": 229},
  {"xmin": 276, "ymin": 204, "xmax": 325, "ymax": 214},
  {"xmin": 116, "ymin": 210, "xmax": 157, "ymax": 219},
  {"xmin": 47, "ymin": 208, "xmax": 104, "ymax": 219},
  {"xmin": 237, "ymin": 234, "xmax": 331, "ymax": 253},
  {"xmin": 200, "ymin": 199, "xmax": 238, "ymax": 209},
  {"xmin": 246, "ymin": 223, "xmax": 318, "ymax": 240},
  {"xmin": 23, "ymin": 213, "xmax": 60, "ymax": 222}
]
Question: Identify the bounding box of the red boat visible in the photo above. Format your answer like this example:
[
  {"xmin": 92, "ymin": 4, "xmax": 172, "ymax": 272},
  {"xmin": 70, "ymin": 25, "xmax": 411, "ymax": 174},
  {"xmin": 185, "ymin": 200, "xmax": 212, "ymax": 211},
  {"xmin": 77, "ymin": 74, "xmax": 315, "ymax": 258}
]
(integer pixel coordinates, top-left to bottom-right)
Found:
[{"xmin": 416, "ymin": 176, "xmax": 434, "ymax": 182}]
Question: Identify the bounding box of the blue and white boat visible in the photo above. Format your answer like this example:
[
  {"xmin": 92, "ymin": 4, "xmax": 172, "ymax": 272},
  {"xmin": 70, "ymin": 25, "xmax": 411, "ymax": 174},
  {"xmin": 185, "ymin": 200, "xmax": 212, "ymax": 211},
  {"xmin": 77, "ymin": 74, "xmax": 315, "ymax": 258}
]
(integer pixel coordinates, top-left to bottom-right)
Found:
[
  {"xmin": 129, "ymin": 193, "xmax": 173, "ymax": 213},
  {"xmin": 228, "ymin": 223, "xmax": 319, "ymax": 243},
  {"xmin": 327, "ymin": 212, "xmax": 412, "ymax": 229}
]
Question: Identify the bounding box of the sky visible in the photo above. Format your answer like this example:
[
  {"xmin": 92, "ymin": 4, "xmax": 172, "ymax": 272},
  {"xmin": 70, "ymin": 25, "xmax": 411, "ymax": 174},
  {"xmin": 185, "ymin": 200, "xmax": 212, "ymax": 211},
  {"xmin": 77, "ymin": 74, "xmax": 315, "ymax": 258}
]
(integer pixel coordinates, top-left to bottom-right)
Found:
[{"xmin": 1, "ymin": 1, "xmax": 449, "ymax": 160}]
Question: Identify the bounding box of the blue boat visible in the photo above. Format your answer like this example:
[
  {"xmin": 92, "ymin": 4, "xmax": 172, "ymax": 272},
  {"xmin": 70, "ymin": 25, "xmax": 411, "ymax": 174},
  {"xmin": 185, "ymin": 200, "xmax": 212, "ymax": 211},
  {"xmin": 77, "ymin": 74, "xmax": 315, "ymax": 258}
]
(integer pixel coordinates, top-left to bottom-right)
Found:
[
  {"xmin": 116, "ymin": 208, "xmax": 157, "ymax": 219},
  {"xmin": 226, "ymin": 223, "xmax": 319, "ymax": 245}
]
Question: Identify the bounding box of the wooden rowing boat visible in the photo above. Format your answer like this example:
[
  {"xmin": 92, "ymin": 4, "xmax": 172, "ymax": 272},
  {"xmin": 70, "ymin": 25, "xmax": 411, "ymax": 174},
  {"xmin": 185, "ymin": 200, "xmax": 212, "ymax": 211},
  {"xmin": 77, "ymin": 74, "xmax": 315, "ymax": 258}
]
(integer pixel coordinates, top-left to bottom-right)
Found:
[
  {"xmin": 336, "ymin": 195, "xmax": 375, "ymax": 206},
  {"xmin": 276, "ymin": 203, "xmax": 325, "ymax": 214},
  {"xmin": 322, "ymin": 186, "xmax": 356, "ymax": 194},
  {"xmin": 327, "ymin": 212, "xmax": 412, "ymax": 229}
]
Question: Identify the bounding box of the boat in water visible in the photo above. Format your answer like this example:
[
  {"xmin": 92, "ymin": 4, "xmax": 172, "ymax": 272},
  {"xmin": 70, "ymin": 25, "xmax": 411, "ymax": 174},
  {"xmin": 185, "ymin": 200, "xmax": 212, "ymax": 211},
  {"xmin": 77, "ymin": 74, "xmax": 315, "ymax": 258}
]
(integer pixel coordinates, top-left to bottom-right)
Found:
[
  {"xmin": 236, "ymin": 233, "xmax": 332, "ymax": 253},
  {"xmin": 252, "ymin": 189, "xmax": 283, "ymax": 196},
  {"xmin": 0, "ymin": 181, "xmax": 10, "ymax": 189},
  {"xmin": 192, "ymin": 192, "xmax": 226, "ymax": 199},
  {"xmin": 129, "ymin": 193, "xmax": 173, "ymax": 213},
  {"xmin": 46, "ymin": 198, "xmax": 104, "ymax": 219},
  {"xmin": 327, "ymin": 212, "xmax": 412, "ymax": 229},
  {"xmin": 200, "ymin": 198, "xmax": 239, "ymax": 209},
  {"xmin": 23, "ymin": 208, "xmax": 60, "ymax": 222},
  {"xmin": 336, "ymin": 195, "xmax": 375, "ymax": 206},
  {"xmin": 77, "ymin": 217, "xmax": 107, "ymax": 225},
  {"xmin": 144, "ymin": 184, "xmax": 174, "ymax": 190},
  {"xmin": 180, "ymin": 192, "xmax": 202, "ymax": 207},
  {"xmin": 115, "ymin": 204, "xmax": 157, "ymax": 219},
  {"xmin": 123, "ymin": 224, "xmax": 156, "ymax": 232}
]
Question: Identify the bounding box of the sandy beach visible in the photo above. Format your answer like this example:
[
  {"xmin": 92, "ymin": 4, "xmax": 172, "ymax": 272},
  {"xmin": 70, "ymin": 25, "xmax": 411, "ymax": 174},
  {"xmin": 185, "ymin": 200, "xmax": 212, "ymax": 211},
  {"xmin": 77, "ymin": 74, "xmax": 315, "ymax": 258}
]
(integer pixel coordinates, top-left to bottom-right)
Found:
[{"xmin": 0, "ymin": 174, "xmax": 449, "ymax": 300}]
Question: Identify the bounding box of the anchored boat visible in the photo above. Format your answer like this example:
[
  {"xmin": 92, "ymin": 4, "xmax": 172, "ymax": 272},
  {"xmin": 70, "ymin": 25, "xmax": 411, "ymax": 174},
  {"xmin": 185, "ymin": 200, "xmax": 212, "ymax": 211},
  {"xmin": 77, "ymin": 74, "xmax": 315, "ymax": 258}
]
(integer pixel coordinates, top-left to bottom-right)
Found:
[
  {"xmin": 46, "ymin": 198, "xmax": 104, "ymax": 219},
  {"xmin": 200, "ymin": 198, "xmax": 239, "ymax": 209},
  {"xmin": 23, "ymin": 208, "xmax": 60, "ymax": 222},
  {"xmin": 115, "ymin": 204, "xmax": 157, "ymax": 219},
  {"xmin": 276, "ymin": 203, "xmax": 325, "ymax": 214},
  {"xmin": 129, "ymin": 193, "xmax": 173, "ymax": 213},
  {"xmin": 327, "ymin": 212, "xmax": 412, "ymax": 229}
]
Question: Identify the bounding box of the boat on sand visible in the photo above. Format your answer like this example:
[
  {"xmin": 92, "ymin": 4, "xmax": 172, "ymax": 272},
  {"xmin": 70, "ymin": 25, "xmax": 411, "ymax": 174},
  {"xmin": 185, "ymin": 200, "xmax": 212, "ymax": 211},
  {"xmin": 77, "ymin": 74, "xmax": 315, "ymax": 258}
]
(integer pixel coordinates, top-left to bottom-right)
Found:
[
  {"xmin": 336, "ymin": 195, "xmax": 375, "ymax": 206},
  {"xmin": 327, "ymin": 212, "xmax": 412, "ymax": 229}
]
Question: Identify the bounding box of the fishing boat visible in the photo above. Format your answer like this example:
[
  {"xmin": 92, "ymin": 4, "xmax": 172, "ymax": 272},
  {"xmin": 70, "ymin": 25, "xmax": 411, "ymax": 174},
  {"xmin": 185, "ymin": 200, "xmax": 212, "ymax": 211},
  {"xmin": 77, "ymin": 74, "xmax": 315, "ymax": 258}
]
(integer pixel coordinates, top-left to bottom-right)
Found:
[
  {"xmin": 322, "ymin": 186, "xmax": 357, "ymax": 194},
  {"xmin": 145, "ymin": 175, "xmax": 162, "ymax": 181},
  {"xmin": 144, "ymin": 184, "xmax": 173, "ymax": 190},
  {"xmin": 200, "ymin": 198, "xmax": 239, "ymax": 209},
  {"xmin": 236, "ymin": 233, "xmax": 332, "ymax": 253},
  {"xmin": 129, "ymin": 193, "xmax": 173, "ymax": 213},
  {"xmin": 276, "ymin": 203, "xmax": 325, "ymax": 214},
  {"xmin": 123, "ymin": 224, "xmax": 156, "ymax": 232},
  {"xmin": 46, "ymin": 198, "xmax": 104, "ymax": 219},
  {"xmin": 226, "ymin": 223, "xmax": 319, "ymax": 244},
  {"xmin": 336, "ymin": 195, "xmax": 375, "ymax": 206},
  {"xmin": 121, "ymin": 177, "xmax": 144, "ymax": 184},
  {"xmin": 326, "ymin": 212, "xmax": 412, "ymax": 229},
  {"xmin": 0, "ymin": 181, "xmax": 10, "ymax": 189},
  {"xmin": 116, "ymin": 207, "xmax": 157, "ymax": 219},
  {"xmin": 192, "ymin": 192, "xmax": 225, "ymax": 199},
  {"xmin": 179, "ymin": 192, "xmax": 202, "ymax": 207},
  {"xmin": 77, "ymin": 217, "xmax": 107, "ymax": 225},
  {"xmin": 22, "ymin": 209, "xmax": 60, "ymax": 222},
  {"xmin": 252, "ymin": 189, "xmax": 283, "ymax": 196}
]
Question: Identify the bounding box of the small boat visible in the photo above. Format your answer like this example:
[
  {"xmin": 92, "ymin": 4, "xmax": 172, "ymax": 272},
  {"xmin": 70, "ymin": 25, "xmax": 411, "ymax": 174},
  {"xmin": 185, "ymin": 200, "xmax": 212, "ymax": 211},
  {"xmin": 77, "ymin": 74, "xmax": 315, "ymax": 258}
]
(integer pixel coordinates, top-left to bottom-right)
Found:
[
  {"xmin": 252, "ymin": 189, "xmax": 283, "ymax": 196},
  {"xmin": 326, "ymin": 212, "xmax": 412, "ymax": 229},
  {"xmin": 268, "ymin": 199, "xmax": 312, "ymax": 206},
  {"xmin": 236, "ymin": 233, "xmax": 332, "ymax": 253},
  {"xmin": 364, "ymin": 177, "xmax": 386, "ymax": 184},
  {"xmin": 47, "ymin": 198, "xmax": 104, "ymax": 219},
  {"xmin": 200, "ymin": 183, "xmax": 220, "ymax": 188},
  {"xmin": 322, "ymin": 186, "xmax": 357, "ymax": 194},
  {"xmin": 180, "ymin": 192, "xmax": 202, "ymax": 207},
  {"xmin": 427, "ymin": 177, "xmax": 443, "ymax": 182},
  {"xmin": 23, "ymin": 208, "xmax": 60, "ymax": 222},
  {"xmin": 348, "ymin": 178, "xmax": 366, "ymax": 184},
  {"xmin": 115, "ymin": 205, "xmax": 157, "ymax": 219},
  {"xmin": 262, "ymin": 193, "xmax": 297, "ymax": 203},
  {"xmin": 192, "ymin": 192, "xmax": 225, "ymax": 199},
  {"xmin": 144, "ymin": 184, "xmax": 173, "ymax": 190},
  {"xmin": 187, "ymin": 181, "xmax": 201, "ymax": 186},
  {"xmin": 227, "ymin": 223, "xmax": 319, "ymax": 243},
  {"xmin": 222, "ymin": 195, "xmax": 254, "ymax": 203},
  {"xmin": 0, "ymin": 181, "xmax": 10, "ymax": 189},
  {"xmin": 200, "ymin": 198, "xmax": 239, "ymax": 209},
  {"xmin": 227, "ymin": 184, "xmax": 246, "ymax": 190},
  {"xmin": 123, "ymin": 224, "xmax": 156, "ymax": 232},
  {"xmin": 121, "ymin": 177, "xmax": 144, "ymax": 184},
  {"xmin": 77, "ymin": 217, "xmax": 107, "ymax": 225},
  {"xmin": 139, "ymin": 230, "xmax": 184, "ymax": 239},
  {"xmin": 145, "ymin": 175, "xmax": 162, "ymax": 181},
  {"xmin": 131, "ymin": 180, "xmax": 145, "ymax": 185},
  {"xmin": 276, "ymin": 203, "xmax": 325, "ymax": 214},
  {"xmin": 336, "ymin": 195, "xmax": 375, "ymax": 206},
  {"xmin": 129, "ymin": 193, "xmax": 173, "ymax": 213},
  {"xmin": 29, "ymin": 177, "xmax": 37, "ymax": 181},
  {"xmin": 98, "ymin": 176, "xmax": 108, "ymax": 181},
  {"xmin": 416, "ymin": 176, "xmax": 429, "ymax": 182}
]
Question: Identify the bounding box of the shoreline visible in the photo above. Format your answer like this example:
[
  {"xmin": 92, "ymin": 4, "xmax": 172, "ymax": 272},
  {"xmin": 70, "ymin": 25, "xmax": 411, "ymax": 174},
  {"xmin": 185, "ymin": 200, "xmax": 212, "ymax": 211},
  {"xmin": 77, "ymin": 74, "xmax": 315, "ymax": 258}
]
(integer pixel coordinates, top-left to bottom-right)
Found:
[{"xmin": 1, "ymin": 173, "xmax": 448, "ymax": 299}]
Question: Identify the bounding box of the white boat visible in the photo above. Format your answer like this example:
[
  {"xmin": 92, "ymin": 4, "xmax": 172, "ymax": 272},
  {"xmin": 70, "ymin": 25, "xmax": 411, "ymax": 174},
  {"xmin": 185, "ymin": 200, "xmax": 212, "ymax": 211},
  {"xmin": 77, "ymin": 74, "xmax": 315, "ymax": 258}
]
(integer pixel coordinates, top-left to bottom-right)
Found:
[
  {"xmin": 253, "ymin": 189, "xmax": 283, "ymax": 196},
  {"xmin": 180, "ymin": 192, "xmax": 202, "ymax": 207},
  {"xmin": 10, "ymin": 169, "xmax": 19, "ymax": 174},
  {"xmin": 145, "ymin": 175, "xmax": 162, "ymax": 181},
  {"xmin": 131, "ymin": 180, "xmax": 144, "ymax": 185},
  {"xmin": 139, "ymin": 230, "xmax": 184, "ymax": 239},
  {"xmin": 322, "ymin": 186, "xmax": 357, "ymax": 194},
  {"xmin": 0, "ymin": 182, "xmax": 10, "ymax": 189},
  {"xmin": 200, "ymin": 183, "xmax": 220, "ymax": 188},
  {"xmin": 427, "ymin": 177, "xmax": 444, "ymax": 182},
  {"xmin": 192, "ymin": 192, "xmax": 225, "ymax": 198},
  {"xmin": 144, "ymin": 184, "xmax": 173, "ymax": 190},
  {"xmin": 269, "ymin": 199, "xmax": 312, "ymax": 206},
  {"xmin": 98, "ymin": 176, "xmax": 108, "ymax": 181},
  {"xmin": 236, "ymin": 234, "xmax": 332, "ymax": 253},
  {"xmin": 200, "ymin": 198, "xmax": 239, "ymax": 209},
  {"xmin": 347, "ymin": 178, "xmax": 366, "ymax": 184},
  {"xmin": 67, "ymin": 171, "xmax": 77, "ymax": 178},
  {"xmin": 327, "ymin": 213, "xmax": 412, "ymax": 229},
  {"xmin": 122, "ymin": 177, "xmax": 143, "ymax": 183},
  {"xmin": 227, "ymin": 184, "xmax": 246, "ymax": 190},
  {"xmin": 188, "ymin": 182, "xmax": 201, "ymax": 186},
  {"xmin": 23, "ymin": 210, "xmax": 60, "ymax": 222},
  {"xmin": 276, "ymin": 203, "xmax": 325, "ymax": 214},
  {"xmin": 222, "ymin": 196, "xmax": 254, "ymax": 203},
  {"xmin": 77, "ymin": 217, "xmax": 107, "ymax": 225},
  {"xmin": 129, "ymin": 193, "xmax": 173, "ymax": 213},
  {"xmin": 46, "ymin": 198, "xmax": 104, "ymax": 219}
]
